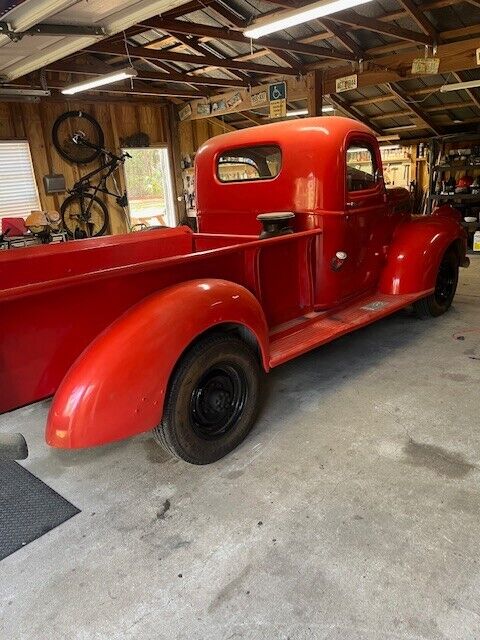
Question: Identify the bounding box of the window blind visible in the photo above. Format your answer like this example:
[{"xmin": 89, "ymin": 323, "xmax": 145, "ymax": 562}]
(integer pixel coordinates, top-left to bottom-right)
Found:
[{"xmin": 0, "ymin": 141, "xmax": 40, "ymax": 219}]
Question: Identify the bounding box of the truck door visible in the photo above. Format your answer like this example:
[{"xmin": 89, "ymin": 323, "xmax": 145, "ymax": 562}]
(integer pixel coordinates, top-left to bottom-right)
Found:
[{"xmin": 340, "ymin": 137, "xmax": 387, "ymax": 299}]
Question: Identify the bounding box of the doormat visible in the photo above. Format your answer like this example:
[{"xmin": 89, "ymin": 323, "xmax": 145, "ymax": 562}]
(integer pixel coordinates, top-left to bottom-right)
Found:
[{"xmin": 0, "ymin": 461, "xmax": 80, "ymax": 560}]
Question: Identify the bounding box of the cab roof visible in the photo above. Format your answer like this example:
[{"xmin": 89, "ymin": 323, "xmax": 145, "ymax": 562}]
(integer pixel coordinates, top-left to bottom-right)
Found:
[{"xmin": 199, "ymin": 116, "xmax": 375, "ymax": 155}]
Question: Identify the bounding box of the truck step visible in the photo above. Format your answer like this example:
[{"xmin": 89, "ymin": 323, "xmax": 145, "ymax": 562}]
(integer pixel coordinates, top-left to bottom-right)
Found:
[{"xmin": 268, "ymin": 291, "xmax": 425, "ymax": 368}]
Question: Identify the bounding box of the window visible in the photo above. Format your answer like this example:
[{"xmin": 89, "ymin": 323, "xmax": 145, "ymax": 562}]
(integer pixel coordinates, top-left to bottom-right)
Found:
[
  {"xmin": 123, "ymin": 147, "xmax": 176, "ymax": 227},
  {"xmin": 346, "ymin": 143, "xmax": 379, "ymax": 192},
  {"xmin": 0, "ymin": 141, "xmax": 40, "ymax": 219},
  {"xmin": 217, "ymin": 145, "xmax": 281, "ymax": 182}
]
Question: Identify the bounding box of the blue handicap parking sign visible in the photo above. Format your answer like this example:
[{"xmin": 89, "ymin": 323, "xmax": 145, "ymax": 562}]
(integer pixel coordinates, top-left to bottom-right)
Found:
[{"xmin": 269, "ymin": 82, "xmax": 286, "ymax": 102}]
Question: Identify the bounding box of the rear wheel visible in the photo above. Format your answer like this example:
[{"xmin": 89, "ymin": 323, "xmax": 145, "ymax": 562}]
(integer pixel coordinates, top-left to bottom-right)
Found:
[
  {"xmin": 413, "ymin": 249, "xmax": 459, "ymax": 318},
  {"xmin": 153, "ymin": 333, "xmax": 262, "ymax": 464},
  {"xmin": 61, "ymin": 193, "xmax": 109, "ymax": 238}
]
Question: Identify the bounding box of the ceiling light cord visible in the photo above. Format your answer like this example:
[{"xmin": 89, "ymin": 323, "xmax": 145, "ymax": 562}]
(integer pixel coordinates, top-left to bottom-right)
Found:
[{"xmin": 123, "ymin": 30, "xmax": 135, "ymax": 89}]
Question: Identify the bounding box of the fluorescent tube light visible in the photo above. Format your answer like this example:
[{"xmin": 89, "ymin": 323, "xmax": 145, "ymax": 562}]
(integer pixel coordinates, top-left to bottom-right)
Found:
[
  {"xmin": 286, "ymin": 105, "xmax": 334, "ymax": 117},
  {"xmin": 380, "ymin": 144, "xmax": 401, "ymax": 150},
  {"xmin": 376, "ymin": 134, "xmax": 400, "ymax": 141},
  {"xmin": 61, "ymin": 67, "xmax": 138, "ymax": 95},
  {"xmin": 440, "ymin": 79, "xmax": 480, "ymax": 93},
  {"xmin": 244, "ymin": 0, "xmax": 374, "ymax": 39}
]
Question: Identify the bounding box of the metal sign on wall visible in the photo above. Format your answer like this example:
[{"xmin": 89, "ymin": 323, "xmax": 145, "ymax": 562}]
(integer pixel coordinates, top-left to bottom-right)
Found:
[
  {"xmin": 335, "ymin": 74, "xmax": 358, "ymax": 93},
  {"xmin": 269, "ymin": 81, "xmax": 287, "ymax": 119}
]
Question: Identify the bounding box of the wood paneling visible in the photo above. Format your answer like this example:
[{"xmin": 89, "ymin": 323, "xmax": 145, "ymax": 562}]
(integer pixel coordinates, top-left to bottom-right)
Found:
[
  {"xmin": 0, "ymin": 99, "xmax": 174, "ymax": 234},
  {"xmin": 178, "ymin": 117, "xmax": 234, "ymax": 158}
]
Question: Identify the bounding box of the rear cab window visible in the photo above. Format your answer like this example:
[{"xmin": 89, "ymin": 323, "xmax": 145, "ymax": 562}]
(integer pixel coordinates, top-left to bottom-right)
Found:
[
  {"xmin": 346, "ymin": 142, "xmax": 380, "ymax": 192},
  {"xmin": 217, "ymin": 145, "xmax": 281, "ymax": 183}
]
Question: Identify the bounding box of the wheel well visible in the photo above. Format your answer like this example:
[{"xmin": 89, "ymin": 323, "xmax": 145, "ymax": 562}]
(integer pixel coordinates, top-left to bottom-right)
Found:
[
  {"xmin": 447, "ymin": 238, "xmax": 464, "ymax": 265},
  {"xmin": 185, "ymin": 322, "xmax": 264, "ymax": 364},
  {"xmin": 161, "ymin": 322, "xmax": 267, "ymax": 423}
]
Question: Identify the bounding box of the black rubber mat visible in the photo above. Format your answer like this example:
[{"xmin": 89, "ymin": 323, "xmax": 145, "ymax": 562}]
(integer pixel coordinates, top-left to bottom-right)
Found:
[{"xmin": 0, "ymin": 461, "xmax": 80, "ymax": 560}]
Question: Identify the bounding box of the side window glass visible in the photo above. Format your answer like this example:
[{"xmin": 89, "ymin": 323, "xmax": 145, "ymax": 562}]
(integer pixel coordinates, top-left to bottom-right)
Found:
[{"xmin": 346, "ymin": 143, "xmax": 379, "ymax": 192}]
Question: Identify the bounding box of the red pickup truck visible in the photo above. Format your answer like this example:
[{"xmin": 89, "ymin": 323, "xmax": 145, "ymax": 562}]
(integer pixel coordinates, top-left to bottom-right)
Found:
[{"xmin": 0, "ymin": 117, "xmax": 468, "ymax": 464}]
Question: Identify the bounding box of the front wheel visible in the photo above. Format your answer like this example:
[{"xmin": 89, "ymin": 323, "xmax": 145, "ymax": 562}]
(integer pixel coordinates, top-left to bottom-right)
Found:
[
  {"xmin": 413, "ymin": 249, "xmax": 459, "ymax": 318},
  {"xmin": 153, "ymin": 333, "xmax": 262, "ymax": 464},
  {"xmin": 61, "ymin": 193, "xmax": 109, "ymax": 238}
]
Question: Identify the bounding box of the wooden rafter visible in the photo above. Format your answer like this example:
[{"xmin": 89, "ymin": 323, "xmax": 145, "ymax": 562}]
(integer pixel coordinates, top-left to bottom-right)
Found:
[
  {"xmin": 387, "ymin": 83, "xmax": 442, "ymax": 135},
  {"xmin": 453, "ymin": 72, "xmax": 480, "ymax": 110},
  {"xmin": 330, "ymin": 10, "xmax": 433, "ymax": 46},
  {"xmin": 85, "ymin": 41, "xmax": 299, "ymax": 75},
  {"xmin": 396, "ymin": 0, "xmax": 439, "ymax": 40},
  {"xmin": 140, "ymin": 17, "xmax": 357, "ymax": 62},
  {"xmin": 317, "ymin": 18, "xmax": 364, "ymax": 58},
  {"xmin": 328, "ymin": 94, "xmax": 384, "ymax": 135},
  {"xmin": 47, "ymin": 60, "xmax": 249, "ymax": 88}
]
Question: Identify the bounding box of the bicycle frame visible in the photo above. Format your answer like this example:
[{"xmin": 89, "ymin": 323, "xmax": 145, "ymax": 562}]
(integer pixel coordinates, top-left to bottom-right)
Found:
[{"xmin": 69, "ymin": 140, "xmax": 130, "ymax": 220}]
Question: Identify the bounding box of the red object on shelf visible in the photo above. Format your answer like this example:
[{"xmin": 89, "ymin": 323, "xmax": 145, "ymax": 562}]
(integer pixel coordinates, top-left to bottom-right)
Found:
[
  {"xmin": 0, "ymin": 117, "xmax": 468, "ymax": 453},
  {"xmin": 2, "ymin": 217, "xmax": 27, "ymax": 237}
]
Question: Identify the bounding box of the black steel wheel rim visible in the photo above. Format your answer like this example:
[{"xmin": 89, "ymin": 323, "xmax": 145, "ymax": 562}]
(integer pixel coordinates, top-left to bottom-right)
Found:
[
  {"xmin": 190, "ymin": 364, "xmax": 248, "ymax": 440},
  {"xmin": 435, "ymin": 258, "xmax": 456, "ymax": 305}
]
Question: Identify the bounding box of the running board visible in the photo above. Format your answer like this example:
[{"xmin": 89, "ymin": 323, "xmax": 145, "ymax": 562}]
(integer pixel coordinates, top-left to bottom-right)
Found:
[{"xmin": 269, "ymin": 291, "xmax": 430, "ymax": 368}]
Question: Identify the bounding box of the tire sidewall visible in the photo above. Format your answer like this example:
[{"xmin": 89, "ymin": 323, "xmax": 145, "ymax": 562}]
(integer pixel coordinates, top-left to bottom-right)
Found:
[
  {"xmin": 428, "ymin": 250, "xmax": 459, "ymax": 316},
  {"xmin": 164, "ymin": 337, "xmax": 261, "ymax": 464}
]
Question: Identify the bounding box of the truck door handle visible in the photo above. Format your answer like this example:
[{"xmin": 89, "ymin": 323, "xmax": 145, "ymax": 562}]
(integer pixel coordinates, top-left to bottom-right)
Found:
[{"xmin": 346, "ymin": 201, "xmax": 360, "ymax": 209}]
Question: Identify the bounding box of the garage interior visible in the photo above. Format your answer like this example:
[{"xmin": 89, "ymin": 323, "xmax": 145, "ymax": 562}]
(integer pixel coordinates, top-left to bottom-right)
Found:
[{"xmin": 0, "ymin": 0, "xmax": 480, "ymax": 638}]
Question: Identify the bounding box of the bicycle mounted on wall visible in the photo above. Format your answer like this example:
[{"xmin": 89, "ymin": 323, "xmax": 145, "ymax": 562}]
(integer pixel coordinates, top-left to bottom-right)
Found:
[{"xmin": 52, "ymin": 110, "xmax": 131, "ymax": 238}]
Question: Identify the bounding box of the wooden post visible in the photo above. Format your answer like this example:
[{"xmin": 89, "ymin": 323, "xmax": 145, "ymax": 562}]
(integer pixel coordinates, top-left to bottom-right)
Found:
[{"xmin": 307, "ymin": 69, "xmax": 323, "ymax": 117}]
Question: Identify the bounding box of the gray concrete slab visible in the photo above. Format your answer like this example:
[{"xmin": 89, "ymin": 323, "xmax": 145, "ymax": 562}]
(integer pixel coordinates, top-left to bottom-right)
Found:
[{"xmin": 1, "ymin": 257, "xmax": 480, "ymax": 640}]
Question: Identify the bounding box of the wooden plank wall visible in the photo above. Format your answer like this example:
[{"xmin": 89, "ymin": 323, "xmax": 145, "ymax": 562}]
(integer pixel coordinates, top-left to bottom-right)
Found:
[
  {"xmin": 178, "ymin": 117, "xmax": 234, "ymax": 159},
  {"xmin": 0, "ymin": 99, "xmax": 175, "ymax": 234}
]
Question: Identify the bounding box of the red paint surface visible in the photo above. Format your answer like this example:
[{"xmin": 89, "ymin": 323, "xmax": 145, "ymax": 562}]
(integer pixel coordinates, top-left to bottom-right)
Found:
[{"xmin": 0, "ymin": 117, "xmax": 467, "ymax": 449}]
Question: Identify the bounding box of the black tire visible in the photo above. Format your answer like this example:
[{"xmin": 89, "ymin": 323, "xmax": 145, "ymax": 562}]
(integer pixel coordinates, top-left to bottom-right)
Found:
[
  {"xmin": 61, "ymin": 193, "xmax": 109, "ymax": 238},
  {"xmin": 413, "ymin": 248, "xmax": 459, "ymax": 318},
  {"xmin": 154, "ymin": 333, "xmax": 262, "ymax": 464},
  {"xmin": 52, "ymin": 110, "xmax": 104, "ymax": 164}
]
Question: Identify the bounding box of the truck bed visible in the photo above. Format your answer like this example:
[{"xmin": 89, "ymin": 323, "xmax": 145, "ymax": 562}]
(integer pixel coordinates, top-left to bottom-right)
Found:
[{"xmin": 0, "ymin": 226, "xmax": 429, "ymax": 414}]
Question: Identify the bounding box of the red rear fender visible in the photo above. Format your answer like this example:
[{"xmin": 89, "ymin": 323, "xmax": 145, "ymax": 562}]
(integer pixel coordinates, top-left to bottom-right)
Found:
[
  {"xmin": 46, "ymin": 279, "xmax": 269, "ymax": 449},
  {"xmin": 379, "ymin": 216, "xmax": 467, "ymax": 295}
]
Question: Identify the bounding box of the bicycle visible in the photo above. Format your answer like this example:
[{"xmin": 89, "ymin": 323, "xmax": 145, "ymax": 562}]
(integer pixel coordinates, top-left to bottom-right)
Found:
[{"xmin": 52, "ymin": 110, "xmax": 131, "ymax": 238}]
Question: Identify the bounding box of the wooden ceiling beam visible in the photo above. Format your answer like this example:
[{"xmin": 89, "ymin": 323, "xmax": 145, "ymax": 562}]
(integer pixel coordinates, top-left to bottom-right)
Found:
[
  {"xmin": 396, "ymin": 0, "xmax": 439, "ymax": 40},
  {"xmin": 85, "ymin": 41, "xmax": 299, "ymax": 75},
  {"xmin": 208, "ymin": 1, "xmax": 247, "ymax": 28},
  {"xmin": 370, "ymin": 110, "xmax": 412, "ymax": 121},
  {"xmin": 387, "ymin": 83, "xmax": 442, "ymax": 135},
  {"xmin": 46, "ymin": 61, "xmax": 249, "ymax": 88},
  {"xmin": 453, "ymin": 71, "xmax": 480, "ymax": 110},
  {"xmin": 317, "ymin": 18, "xmax": 364, "ymax": 58},
  {"xmin": 328, "ymin": 94, "xmax": 384, "ymax": 135},
  {"xmin": 330, "ymin": 10, "xmax": 433, "ymax": 46},
  {"xmin": 140, "ymin": 17, "xmax": 357, "ymax": 61}
]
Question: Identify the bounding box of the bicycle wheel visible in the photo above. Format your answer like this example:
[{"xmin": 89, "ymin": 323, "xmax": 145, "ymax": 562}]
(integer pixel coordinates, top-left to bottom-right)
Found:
[
  {"xmin": 61, "ymin": 193, "xmax": 109, "ymax": 238},
  {"xmin": 52, "ymin": 111, "xmax": 104, "ymax": 164}
]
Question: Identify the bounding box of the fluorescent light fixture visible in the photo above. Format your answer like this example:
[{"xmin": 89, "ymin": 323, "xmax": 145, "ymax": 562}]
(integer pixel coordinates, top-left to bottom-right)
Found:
[
  {"xmin": 380, "ymin": 144, "xmax": 401, "ymax": 150},
  {"xmin": 244, "ymin": 0, "xmax": 374, "ymax": 38},
  {"xmin": 286, "ymin": 109, "xmax": 308, "ymax": 117},
  {"xmin": 0, "ymin": 88, "xmax": 50, "ymax": 97},
  {"xmin": 377, "ymin": 134, "xmax": 400, "ymax": 141},
  {"xmin": 440, "ymin": 79, "xmax": 480, "ymax": 93},
  {"xmin": 286, "ymin": 105, "xmax": 334, "ymax": 117},
  {"xmin": 61, "ymin": 67, "xmax": 137, "ymax": 95}
]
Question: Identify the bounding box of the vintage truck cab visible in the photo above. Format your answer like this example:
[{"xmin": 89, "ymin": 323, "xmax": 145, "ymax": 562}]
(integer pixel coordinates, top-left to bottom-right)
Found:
[{"xmin": 0, "ymin": 117, "xmax": 468, "ymax": 465}]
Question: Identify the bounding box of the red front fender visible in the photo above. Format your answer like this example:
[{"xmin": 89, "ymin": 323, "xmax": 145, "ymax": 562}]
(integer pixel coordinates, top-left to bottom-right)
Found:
[
  {"xmin": 46, "ymin": 279, "xmax": 269, "ymax": 449},
  {"xmin": 379, "ymin": 216, "xmax": 467, "ymax": 295}
]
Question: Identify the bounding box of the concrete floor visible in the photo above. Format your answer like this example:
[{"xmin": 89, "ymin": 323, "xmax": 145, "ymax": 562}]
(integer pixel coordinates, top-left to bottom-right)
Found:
[{"xmin": 1, "ymin": 257, "xmax": 480, "ymax": 640}]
